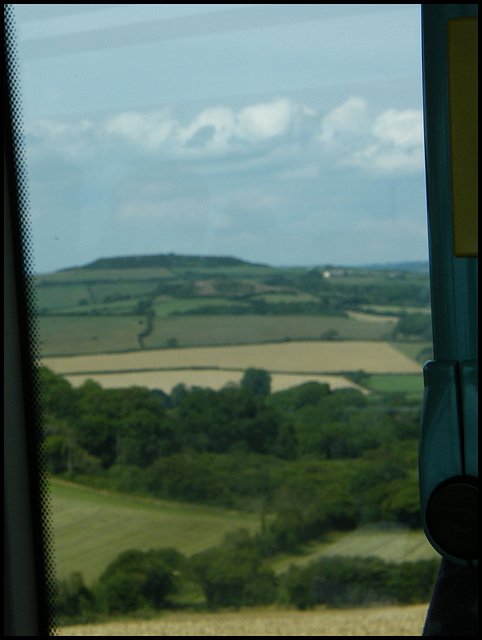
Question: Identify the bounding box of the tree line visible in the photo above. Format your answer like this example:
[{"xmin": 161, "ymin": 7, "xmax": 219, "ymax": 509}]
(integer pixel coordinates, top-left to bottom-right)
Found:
[
  {"xmin": 56, "ymin": 534, "xmax": 438, "ymax": 624},
  {"xmin": 41, "ymin": 366, "xmax": 433, "ymax": 623},
  {"xmin": 42, "ymin": 365, "xmax": 422, "ymax": 531}
]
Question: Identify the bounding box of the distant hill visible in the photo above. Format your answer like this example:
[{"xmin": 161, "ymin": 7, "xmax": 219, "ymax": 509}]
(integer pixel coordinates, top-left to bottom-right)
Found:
[
  {"xmin": 80, "ymin": 254, "xmax": 268, "ymax": 270},
  {"xmin": 65, "ymin": 254, "xmax": 428, "ymax": 273},
  {"xmin": 357, "ymin": 261, "xmax": 429, "ymax": 273}
]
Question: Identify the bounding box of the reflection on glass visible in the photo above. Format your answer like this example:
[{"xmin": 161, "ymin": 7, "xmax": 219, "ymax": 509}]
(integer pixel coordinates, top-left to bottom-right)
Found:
[{"xmin": 13, "ymin": 3, "xmax": 437, "ymax": 635}]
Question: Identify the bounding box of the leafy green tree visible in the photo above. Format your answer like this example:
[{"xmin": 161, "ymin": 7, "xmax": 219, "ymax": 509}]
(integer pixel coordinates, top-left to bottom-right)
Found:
[
  {"xmin": 38, "ymin": 366, "xmax": 78, "ymax": 420},
  {"xmin": 281, "ymin": 564, "xmax": 317, "ymax": 609},
  {"xmin": 392, "ymin": 312, "xmax": 432, "ymax": 341},
  {"xmin": 56, "ymin": 572, "xmax": 95, "ymax": 622},
  {"xmin": 350, "ymin": 450, "xmax": 408, "ymax": 523},
  {"xmin": 380, "ymin": 472, "xmax": 421, "ymax": 528},
  {"xmin": 240, "ymin": 368, "xmax": 272, "ymax": 397},
  {"xmin": 189, "ymin": 540, "xmax": 277, "ymax": 610},
  {"xmin": 97, "ymin": 549, "xmax": 178, "ymax": 613},
  {"xmin": 117, "ymin": 407, "xmax": 177, "ymax": 467},
  {"xmin": 292, "ymin": 381, "xmax": 331, "ymax": 409},
  {"xmin": 174, "ymin": 386, "xmax": 279, "ymax": 454},
  {"xmin": 272, "ymin": 421, "xmax": 298, "ymax": 459},
  {"xmin": 170, "ymin": 383, "xmax": 189, "ymax": 407}
]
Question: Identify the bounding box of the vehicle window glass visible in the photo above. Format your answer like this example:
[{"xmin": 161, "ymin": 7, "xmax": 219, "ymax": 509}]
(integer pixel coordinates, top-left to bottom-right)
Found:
[{"xmin": 11, "ymin": 4, "xmax": 437, "ymax": 635}]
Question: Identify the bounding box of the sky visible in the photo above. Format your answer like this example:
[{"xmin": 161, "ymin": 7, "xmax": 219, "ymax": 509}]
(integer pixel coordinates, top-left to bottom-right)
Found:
[{"xmin": 12, "ymin": 4, "xmax": 428, "ymax": 274}]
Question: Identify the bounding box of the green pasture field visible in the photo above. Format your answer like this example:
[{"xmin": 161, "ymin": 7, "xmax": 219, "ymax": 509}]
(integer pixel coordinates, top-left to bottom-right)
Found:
[
  {"xmin": 152, "ymin": 297, "xmax": 250, "ymax": 317},
  {"xmin": 88, "ymin": 280, "xmax": 160, "ymax": 301},
  {"xmin": 392, "ymin": 342, "xmax": 433, "ymax": 363},
  {"xmin": 37, "ymin": 314, "xmax": 398, "ymax": 356},
  {"xmin": 37, "ymin": 315, "xmax": 145, "ymax": 355},
  {"xmin": 364, "ymin": 374, "xmax": 424, "ymax": 396},
  {"xmin": 144, "ymin": 315, "xmax": 395, "ymax": 350},
  {"xmin": 48, "ymin": 478, "xmax": 261, "ymax": 585},
  {"xmin": 50, "ymin": 300, "xmax": 141, "ymax": 316},
  {"xmin": 35, "ymin": 280, "xmax": 162, "ymax": 312},
  {"xmin": 252, "ymin": 292, "xmax": 320, "ymax": 303},
  {"xmin": 35, "ymin": 283, "xmax": 91, "ymax": 311},
  {"xmin": 35, "ymin": 266, "xmax": 175, "ymax": 283},
  {"xmin": 183, "ymin": 263, "xmax": 279, "ymax": 279},
  {"xmin": 361, "ymin": 305, "xmax": 431, "ymax": 315},
  {"xmin": 271, "ymin": 524, "xmax": 439, "ymax": 575},
  {"xmin": 49, "ymin": 478, "xmax": 438, "ymax": 589}
]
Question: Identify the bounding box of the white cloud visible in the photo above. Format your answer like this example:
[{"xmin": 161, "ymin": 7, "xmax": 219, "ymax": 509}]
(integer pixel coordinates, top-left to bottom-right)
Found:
[
  {"xmin": 236, "ymin": 98, "xmax": 314, "ymax": 141},
  {"xmin": 26, "ymin": 118, "xmax": 96, "ymax": 162},
  {"xmin": 104, "ymin": 109, "xmax": 177, "ymax": 150},
  {"xmin": 318, "ymin": 96, "xmax": 370, "ymax": 146},
  {"xmin": 100, "ymin": 97, "xmax": 317, "ymax": 156},
  {"xmin": 318, "ymin": 97, "xmax": 424, "ymax": 175},
  {"xmin": 373, "ymin": 108, "xmax": 423, "ymax": 148},
  {"xmin": 177, "ymin": 106, "xmax": 236, "ymax": 153}
]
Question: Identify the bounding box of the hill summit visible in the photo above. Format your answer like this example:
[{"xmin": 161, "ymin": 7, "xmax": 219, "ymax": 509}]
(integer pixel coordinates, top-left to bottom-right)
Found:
[{"xmin": 82, "ymin": 254, "xmax": 267, "ymax": 270}]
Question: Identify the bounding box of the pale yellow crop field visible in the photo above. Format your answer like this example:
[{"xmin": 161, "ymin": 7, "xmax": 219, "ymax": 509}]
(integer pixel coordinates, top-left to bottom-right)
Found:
[
  {"xmin": 42, "ymin": 341, "xmax": 420, "ymax": 377},
  {"xmin": 345, "ymin": 311, "xmax": 398, "ymax": 324},
  {"xmin": 63, "ymin": 370, "xmax": 366, "ymax": 394},
  {"xmin": 57, "ymin": 604, "xmax": 428, "ymax": 636}
]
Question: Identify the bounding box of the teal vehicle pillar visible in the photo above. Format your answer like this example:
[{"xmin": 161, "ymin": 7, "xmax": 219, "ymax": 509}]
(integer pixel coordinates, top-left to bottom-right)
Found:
[{"xmin": 419, "ymin": 4, "xmax": 478, "ymax": 565}]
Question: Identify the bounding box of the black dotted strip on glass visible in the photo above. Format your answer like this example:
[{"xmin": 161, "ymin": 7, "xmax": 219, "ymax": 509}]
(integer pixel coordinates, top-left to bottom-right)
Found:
[{"xmin": 4, "ymin": 5, "xmax": 59, "ymax": 635}]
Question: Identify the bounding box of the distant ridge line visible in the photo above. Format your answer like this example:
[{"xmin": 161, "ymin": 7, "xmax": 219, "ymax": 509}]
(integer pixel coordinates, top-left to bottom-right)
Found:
[
  {"xmin": 56, "ymin": 254, "xmax": 428, "ymax": 273},
  {"xmin": 355, "ymin": 261, "xmax": 429, "ymax": 273},
  {"xmin": 74, "ymin": 254, "xmax": 268, "ymax": 270}
]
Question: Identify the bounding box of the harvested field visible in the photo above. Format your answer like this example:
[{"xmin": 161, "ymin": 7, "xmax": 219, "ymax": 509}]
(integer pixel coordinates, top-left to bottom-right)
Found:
[
  {"xmin": 63, "ymin": 370, "xmax": 366, "ymax": 394},
  {"xmin": 42, "ymin": 341, "xmax": 420, "ymax": 377},
  {"xmin": 57, "ymin": 604, "xmax": 429, "ymax": 636},
  {"xmin": 345, "ymin": 311, "xmax": 398, "ymax": 324}
]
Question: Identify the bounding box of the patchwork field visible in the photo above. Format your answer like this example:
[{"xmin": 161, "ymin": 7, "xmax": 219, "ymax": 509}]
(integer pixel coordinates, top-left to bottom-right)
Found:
[
  {"xmin": 49, "ymin": 479, "xmax": 437, "ymax": 588},
  {"xmin": 42, "ymin": 341, "xmax": 420, "ymax": 377},
  {"xmin": 37, "ymin": 314, "xmax": 397, "ymax": 356}
]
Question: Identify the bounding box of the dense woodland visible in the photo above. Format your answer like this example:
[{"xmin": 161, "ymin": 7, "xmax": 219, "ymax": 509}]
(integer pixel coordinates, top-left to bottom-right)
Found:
[{"xmin": 41, "ymin": 365, "xmax": 437, "ymax": 622}]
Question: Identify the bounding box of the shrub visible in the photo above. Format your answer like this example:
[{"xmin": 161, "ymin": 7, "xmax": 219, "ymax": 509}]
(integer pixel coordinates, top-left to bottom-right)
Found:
[
  {"xmin": 56, "ymin": 572, "xmax": 96, "ymax": 622},
  {"xmin": 281, "ymin": 555, "xmax": 439, "ymax": 608},
  {"xmin": 189, "ymin": 541, "xmax": 277, "ymax": 610},
  {"xmin": 97, "ymin": 549, "xmax": 179, "ymax": 614}
]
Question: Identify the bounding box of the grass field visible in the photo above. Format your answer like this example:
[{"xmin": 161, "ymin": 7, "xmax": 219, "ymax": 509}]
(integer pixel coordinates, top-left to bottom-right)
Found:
[
  {"xmin": 49, "ymin": 479, "xmax": 438, "ymax": 588},
  {"xmin": 152, "ymin": 297, "xmax": 250, "ymax": 317},
  {"xmin": 37, "ymin": 314, "xmax": 397, "ymax": 356},
  {"xmin": 37, "ymin": 315, "xmax": 145, "ymax": 355},
  {"xmin": 143, "ymin": 315, "xmax": 395, "ymax": 350},
  {"xmin": 48, "ymin": 478, "xmax": 261, "ymax": 585},
  {"xmin": 392, "ymin": 341, "xmax": 432, "ymax": 363},
  {"xmin": 364, "ymin": 374, "xmax": 424, "ymax": 396},
  {"xmin": 57, "ymin": 603, "xmax": 429, "ymax": 636},
  {"xmin": 271, "ymin": 525, "xmax": 439, "ymax": 575}
]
